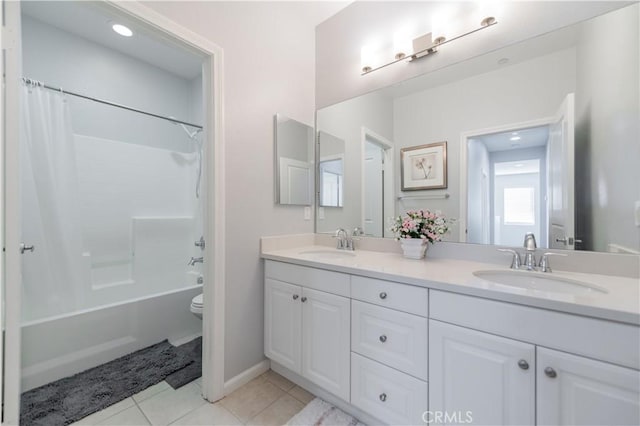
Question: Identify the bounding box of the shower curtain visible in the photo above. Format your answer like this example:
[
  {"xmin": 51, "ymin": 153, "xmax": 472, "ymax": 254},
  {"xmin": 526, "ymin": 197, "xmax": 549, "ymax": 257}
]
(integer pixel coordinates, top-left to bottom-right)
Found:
[{"xmin": 21, "ymin": 82, "xmax": 85, "ymax": 319}]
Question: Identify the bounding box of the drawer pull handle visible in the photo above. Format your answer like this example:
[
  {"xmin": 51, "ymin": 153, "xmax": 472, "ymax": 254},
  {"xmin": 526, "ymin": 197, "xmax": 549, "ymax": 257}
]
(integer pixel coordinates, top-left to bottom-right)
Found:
[
  {"xmin": 379, "ymin": 393, "xmax": 387, "ymax": 402},
  {"xmin": 379, "ymin": 335, "xmax": 387, "ymax": 343},
  {"xmin": 517, "ymin": 359, "xmax": 529, "ymax": 370},
  {"xmin": 544, "ymin": 367, "xmax": 557, "ymax": 378},
  {"xmin": 379, "ymin": 292, "xmax": 387, "ymax": 300},
  {"xmin": 292, "ymin": 294, "xmax": 299, "ymax": 300},
  {"xmin": 301, "ymin": 296, "xmax": 307, "ymax": 303}
]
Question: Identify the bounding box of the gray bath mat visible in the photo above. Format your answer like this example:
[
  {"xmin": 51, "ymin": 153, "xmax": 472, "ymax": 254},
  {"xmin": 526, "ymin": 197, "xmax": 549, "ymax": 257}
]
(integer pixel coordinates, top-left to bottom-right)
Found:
[
  {"xmin": 20, "ymin": 339, "xmax": 197, "ymax": 426},
  {"xmin": 165, "ymin": 337, "xmax": 202, "ymax": 389}
]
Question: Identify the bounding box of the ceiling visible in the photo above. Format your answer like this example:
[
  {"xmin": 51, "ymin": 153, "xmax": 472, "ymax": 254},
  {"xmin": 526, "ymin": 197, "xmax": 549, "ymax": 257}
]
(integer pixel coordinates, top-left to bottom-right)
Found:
[
  {"xmin": 475, "ymin": 125, "xmax": 550, "ymax": 153},
  {"xmin": 21, "ymin": 1, "xmax": 204, "ymax": 80}
]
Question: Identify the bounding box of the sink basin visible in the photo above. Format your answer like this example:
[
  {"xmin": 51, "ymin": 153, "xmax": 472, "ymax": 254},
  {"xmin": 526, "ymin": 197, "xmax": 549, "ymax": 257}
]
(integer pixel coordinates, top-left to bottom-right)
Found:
[
  {"xmin": 473, "ymin": 270, "xmax": 608, "ymax": 295},
  {"xmin": 298, "ymin": 249, "xmax": 356, "ymax": 259}
]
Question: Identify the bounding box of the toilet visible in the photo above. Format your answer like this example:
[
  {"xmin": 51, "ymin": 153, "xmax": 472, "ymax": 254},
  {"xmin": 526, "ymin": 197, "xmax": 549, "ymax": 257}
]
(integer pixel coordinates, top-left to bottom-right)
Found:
[{"xmin": 190, "ymin": 293, "xmax": 203, "ymax": 319}]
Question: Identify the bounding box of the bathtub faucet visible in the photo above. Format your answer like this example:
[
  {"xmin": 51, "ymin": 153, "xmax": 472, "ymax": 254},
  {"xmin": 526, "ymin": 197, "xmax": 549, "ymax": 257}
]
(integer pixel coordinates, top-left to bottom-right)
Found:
[{"xmin": 188, "ymin": 256, "xmax": 204, "ymax": 266}]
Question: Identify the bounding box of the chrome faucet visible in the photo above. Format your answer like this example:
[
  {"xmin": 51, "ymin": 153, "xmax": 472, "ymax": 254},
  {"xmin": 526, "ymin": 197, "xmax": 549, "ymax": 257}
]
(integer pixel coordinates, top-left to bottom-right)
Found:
[
  {"xmin": 523, "ymin": 233, "xmax": 537, "ymax": 271},
  {"xmin": 333, "ymin": 227, "xmax": 363, "ymax": 250},
  {"xmin": 188, "ymin": 256, "xmax": 204, "ymax": 266}
]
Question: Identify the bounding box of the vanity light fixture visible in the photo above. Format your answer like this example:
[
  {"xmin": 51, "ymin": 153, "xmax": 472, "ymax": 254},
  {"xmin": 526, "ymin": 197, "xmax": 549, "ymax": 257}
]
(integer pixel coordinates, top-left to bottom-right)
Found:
[
  {"xmin": 361, "ymin": 16, "xmax": 498, "ymax": 75},
  {"xmin": 112, "ymin": 23, "xmax": 133, "ymax": 37}
]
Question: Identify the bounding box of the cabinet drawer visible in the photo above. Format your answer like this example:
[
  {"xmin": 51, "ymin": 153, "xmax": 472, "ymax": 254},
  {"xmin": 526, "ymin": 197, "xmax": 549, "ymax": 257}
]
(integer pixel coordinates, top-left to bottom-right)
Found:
[
  {"xmin": 430, "ymin": 290, "xmax": 640, "ymax": 370},
  {"xmin": 265, "ymin": 260, "xmax": 350, "ymax": 297},
  {"xmin": 351, "ymin": 353, "xmax": 428, "ymax": 425},
  {"xmin": 351, "ymin": 275, "xmax": 428, "ymax": 317},
  {"xmin": 352, "ymin": 300, "xmax": 428, "ymax": 380}
]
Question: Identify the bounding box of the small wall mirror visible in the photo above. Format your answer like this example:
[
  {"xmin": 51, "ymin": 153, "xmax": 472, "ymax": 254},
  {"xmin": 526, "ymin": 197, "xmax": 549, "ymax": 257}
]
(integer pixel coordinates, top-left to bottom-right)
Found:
[{"xmin": 274, "ymin": 114, "xmax": 314, "ymax": 205}]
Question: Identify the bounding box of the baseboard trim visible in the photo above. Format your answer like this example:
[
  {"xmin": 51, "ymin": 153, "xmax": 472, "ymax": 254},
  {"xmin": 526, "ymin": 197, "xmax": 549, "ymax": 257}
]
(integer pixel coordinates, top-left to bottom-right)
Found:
[{"xmin": 223, "ymin": 359, "xmax": 271, "ymax": 395}]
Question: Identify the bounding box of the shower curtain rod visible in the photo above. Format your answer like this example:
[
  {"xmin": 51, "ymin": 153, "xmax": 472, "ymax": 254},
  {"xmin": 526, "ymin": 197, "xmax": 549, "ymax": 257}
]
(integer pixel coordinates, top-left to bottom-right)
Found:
[{"xmin": 22, "ymin": 77, "xmax": 203, "ymax": 130}]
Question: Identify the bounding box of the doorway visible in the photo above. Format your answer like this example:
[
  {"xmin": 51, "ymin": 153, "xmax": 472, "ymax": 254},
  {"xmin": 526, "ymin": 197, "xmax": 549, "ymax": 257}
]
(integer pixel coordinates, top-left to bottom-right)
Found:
[
  {"xmin": 1, "ymin": 2, "xmax": 226, "ymax": 423},
  {"xmin": 361, "ymin": 128, "xmax": 394, "ymax": 238}
]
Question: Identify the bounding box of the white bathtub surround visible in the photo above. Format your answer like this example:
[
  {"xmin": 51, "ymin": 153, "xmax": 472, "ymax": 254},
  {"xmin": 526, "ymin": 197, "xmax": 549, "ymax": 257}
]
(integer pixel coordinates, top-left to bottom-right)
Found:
[{"xmin": 21, "ymin": 286, "xmax": 202, "ymax": 392}]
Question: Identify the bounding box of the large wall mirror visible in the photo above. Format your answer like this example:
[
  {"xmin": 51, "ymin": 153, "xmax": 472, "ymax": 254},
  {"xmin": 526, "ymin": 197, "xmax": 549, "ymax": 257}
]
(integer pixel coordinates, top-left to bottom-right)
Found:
[
  {"xmin": 274, "ymin": 114, "xmax": 314, "ymax": 205},
  {"xmin": 316, "ymin": 4, "xmax": 639, "ymax": 254}
]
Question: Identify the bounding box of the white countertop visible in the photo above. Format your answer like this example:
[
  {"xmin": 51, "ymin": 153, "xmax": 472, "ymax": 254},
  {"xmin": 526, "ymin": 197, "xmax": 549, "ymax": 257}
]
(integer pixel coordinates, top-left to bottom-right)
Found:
[{"xmin": 262, "ymin": 245, "xmax": 640, "ymax": 325}]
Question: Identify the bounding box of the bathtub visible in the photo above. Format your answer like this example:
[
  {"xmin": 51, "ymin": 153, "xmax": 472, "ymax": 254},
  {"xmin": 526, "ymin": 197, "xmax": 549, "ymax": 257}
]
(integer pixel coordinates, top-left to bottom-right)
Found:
[{"xmin": 20, "ymin": 284, "xmax": 203, "ymax": 392}]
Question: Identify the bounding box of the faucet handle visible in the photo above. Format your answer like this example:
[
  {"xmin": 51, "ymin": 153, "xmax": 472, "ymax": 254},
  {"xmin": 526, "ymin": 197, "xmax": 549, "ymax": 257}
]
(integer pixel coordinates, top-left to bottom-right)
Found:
[
  {"xmin": 333, "ymin": 228, "xmax": 347, "ymax": 249},
  {"xmin": 523, "ymin": 233, "xmax": 537, "ymax": 251},
  {"xmin": 538, "ymin": 252, "xmax": 567, "ymax": 273},
  {"xmin": 352, "ymin": 227, "xmax": 364, "ymax": 238},
  {"xmin": 498, "ymin": 248, "xmax": 522, "ymax": 269}
]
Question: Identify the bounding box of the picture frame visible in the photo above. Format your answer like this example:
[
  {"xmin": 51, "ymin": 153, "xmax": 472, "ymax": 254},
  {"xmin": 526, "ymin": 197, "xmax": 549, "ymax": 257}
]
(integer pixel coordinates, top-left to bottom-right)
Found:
[{"xmin": 400, "ymin": 141, "xmax": 447, "ymax": 191}]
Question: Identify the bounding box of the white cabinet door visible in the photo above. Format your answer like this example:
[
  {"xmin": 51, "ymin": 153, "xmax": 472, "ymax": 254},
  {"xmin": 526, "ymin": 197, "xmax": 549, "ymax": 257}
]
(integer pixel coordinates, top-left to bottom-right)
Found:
[
  {"xmin": 264, "ymin": 279, "xmax": 302, "ymax": 373},
  {"xmin": 429, "ymin": 320, "xmax": 535, "ymax": 426},
  {"xmin": 302, "ymin": 287, "xmax": 350, "ymax": 401},
  {"xmin": 537, "ymin": 347, "xmax": 640, "ymax": 426}
]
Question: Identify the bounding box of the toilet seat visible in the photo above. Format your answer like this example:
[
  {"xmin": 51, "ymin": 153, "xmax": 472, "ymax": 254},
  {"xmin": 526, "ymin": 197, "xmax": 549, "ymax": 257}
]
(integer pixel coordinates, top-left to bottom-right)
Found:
[
  {"xmin": 190, "ymin": 293, "xmax": 203, "ymax": 318},
  {"xmin": 191, "ymin": 293, "xmax": 203, "ymax": 308}
]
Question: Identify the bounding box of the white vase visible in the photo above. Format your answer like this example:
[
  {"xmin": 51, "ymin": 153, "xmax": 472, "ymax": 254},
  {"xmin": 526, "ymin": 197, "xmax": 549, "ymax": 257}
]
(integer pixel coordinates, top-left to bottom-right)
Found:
[{"xmin": 400, "ymin": 238, "xmax": 429, "ymax": 259}]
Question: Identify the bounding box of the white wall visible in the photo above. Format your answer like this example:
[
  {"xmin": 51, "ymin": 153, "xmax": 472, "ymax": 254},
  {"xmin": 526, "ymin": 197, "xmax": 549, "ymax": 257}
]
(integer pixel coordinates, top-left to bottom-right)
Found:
[
  {"xmin": 22, "ymin": 16, "xmax": 201, "ymax": 152},
  {"xmin": 575, "ymin": 4, "xmax": 640, "ymax": 252},
  {"xmin": 316, "ymin": 91, "xmax": 394, "ymax": 234},
  {"xmin": 393, "ymin": 48, "xmax": 576, "ymax": 236},
  {"xmin": 316, "ymin": 1, "xmax": 627, "ymax": 108},
  {"xmin": 142, "ymin": 1, "xmax": 345, "ymax": 381}
]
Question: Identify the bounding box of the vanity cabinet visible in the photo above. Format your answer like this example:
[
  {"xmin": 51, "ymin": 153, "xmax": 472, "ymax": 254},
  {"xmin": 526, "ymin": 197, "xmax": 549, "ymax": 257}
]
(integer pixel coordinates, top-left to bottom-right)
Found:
[
  {"xmin": 429, "ymin": 320, "xmax": 536, "ymax": 425},
  {"xmin": 430, "ymin": 291, "xmax": 640, "ymax": 426},
  {"xmin": 537, "ymin": 347, "xmax": 640, "ymax": 426},
  {"xmin": 264, "ymin": 272, "xmax": 350, "ymax": 401},
  {"xmin": 264, "ymin": 259, "xmax": 639, "ymax": 426}
]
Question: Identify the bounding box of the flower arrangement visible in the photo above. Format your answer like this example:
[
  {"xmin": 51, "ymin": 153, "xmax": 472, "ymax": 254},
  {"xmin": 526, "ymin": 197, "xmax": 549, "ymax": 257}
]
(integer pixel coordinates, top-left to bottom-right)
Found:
[{"xmin": 390, "ymin": 209, "xmax": 451, "ymax": 243}]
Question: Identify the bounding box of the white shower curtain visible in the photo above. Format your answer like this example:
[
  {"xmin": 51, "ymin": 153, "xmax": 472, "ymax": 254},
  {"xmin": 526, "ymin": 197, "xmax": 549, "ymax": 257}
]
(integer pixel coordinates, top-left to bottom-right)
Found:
[{"xmin": 21, "ymin": 82, "xmax": 85, "ymax": 319}]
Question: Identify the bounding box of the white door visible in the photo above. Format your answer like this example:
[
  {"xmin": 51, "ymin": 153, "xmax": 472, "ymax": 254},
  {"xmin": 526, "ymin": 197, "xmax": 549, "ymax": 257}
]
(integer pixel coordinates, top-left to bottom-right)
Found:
[
  {"xmin": 2, "ymin": 1, "xmax": 23, "ymax": 423},
  {"xmin": 279, "ymin": 157, "xmax": 312, "ymax": 205},
  {"xmin": 429, "ymin": 320, "xmax": 535, "ymax": 425},
  {"xmin": 548, "ymin": 93, "xmax": 575, "ymax": 249},
  {"xmin": 264, "ymin": 279, "xmax": 302, "ymax": 373},
  {"xmin": 537, "ymin": 347, "xmax": 640, "ymax": 426},
  {"xmin": 364, "ymin": 141, "xmax": 384, "ymax": 237},
  {"xmin": 301, "ymin": 287, "xmax": 350, "ymax": 401}
]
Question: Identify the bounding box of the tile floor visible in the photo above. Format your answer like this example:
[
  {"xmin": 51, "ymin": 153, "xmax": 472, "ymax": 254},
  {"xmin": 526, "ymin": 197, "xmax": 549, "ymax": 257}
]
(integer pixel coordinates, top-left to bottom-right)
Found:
[{"xmin": 73, "ymin": 370, "xmax": 314, "ymax": 426}]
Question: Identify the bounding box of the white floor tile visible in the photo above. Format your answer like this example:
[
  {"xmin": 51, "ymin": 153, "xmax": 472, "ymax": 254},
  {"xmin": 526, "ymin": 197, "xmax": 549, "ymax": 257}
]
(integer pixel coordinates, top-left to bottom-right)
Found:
[
  {"xmin": 171, "ymin": 402, "xmax": 242, "ymax": 425},
  {"xmin": 97, "ymin": 406, "xmax": 150, "ymax": 425},
  {"xmin": 138, "ymin": 383, "xmax": 206, "ymax": 425},
  {"xmin": 133, "ymin": 381, "xmax": 171, "ymax": 403},
  {"xmin": 73, "ymin": 398, "xmax": 136, "ymax": 425}
]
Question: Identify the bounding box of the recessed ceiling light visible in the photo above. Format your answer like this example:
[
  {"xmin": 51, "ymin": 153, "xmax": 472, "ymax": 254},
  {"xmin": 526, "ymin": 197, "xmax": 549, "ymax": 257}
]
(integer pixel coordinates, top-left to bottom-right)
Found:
[
  {"xmin": 112, "ymin": 23, "xmax": 133, "ymax": 37},
  {"xmin": 510, "ymin": 136, "xmax": 521, "ymax": 141}
]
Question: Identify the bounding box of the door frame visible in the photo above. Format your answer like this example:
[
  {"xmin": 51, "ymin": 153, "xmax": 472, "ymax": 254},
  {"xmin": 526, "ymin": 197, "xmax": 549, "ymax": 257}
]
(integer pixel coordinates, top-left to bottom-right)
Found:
[
  {"xmin": 360, "ymin": 127, "xmax": 394, "ymax": 238},
  {"xmin": 459, "ymin": 117, "xmax": 553, "ymax": 243},
  {"xmin": 1, "ymin": 2, "xmax": 226, "ymax": 422}
]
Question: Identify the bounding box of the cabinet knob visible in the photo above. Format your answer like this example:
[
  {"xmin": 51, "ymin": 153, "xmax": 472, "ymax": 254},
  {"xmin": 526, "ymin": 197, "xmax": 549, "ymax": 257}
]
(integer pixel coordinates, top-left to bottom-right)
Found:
[
  {"xmin": 379, "ymin": 393, "xmax": 387, "ymax": 402},
  {"xmin": 379, "ymin": 292, "xmax": 387, "ymax": 300},
  {"xmin": 301, "ymin": 296, "xmax": 307, "ymax": 303},
  {"xmin": 517, "ymin": 359, "xmax": 529, "ymax": 370},
  {"xmin": 544, "ymin": 367, "xmax": 557, "ymax": 378},
  {"xmin": 292, "ymin": 294, "xmax": 299, "ymax": 300},
  {"xmin": 379, "ymin": 335, "xmax": 387, "ymax": 343}
]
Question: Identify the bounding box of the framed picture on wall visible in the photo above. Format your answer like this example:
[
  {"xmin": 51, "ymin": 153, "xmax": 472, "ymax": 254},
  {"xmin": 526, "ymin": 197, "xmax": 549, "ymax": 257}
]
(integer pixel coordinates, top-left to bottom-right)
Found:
[{"xmin": 400, "ymin": 141, "xmax": 447, "ymax": 191}]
